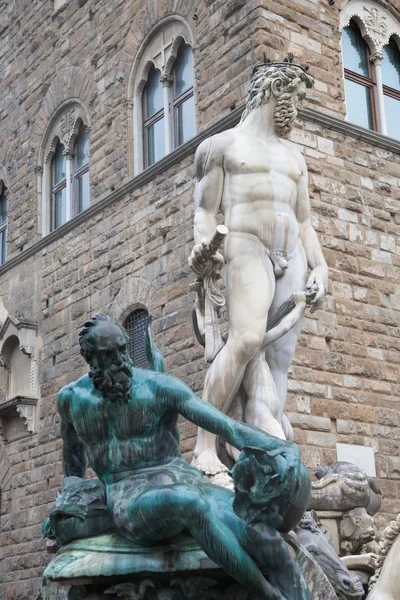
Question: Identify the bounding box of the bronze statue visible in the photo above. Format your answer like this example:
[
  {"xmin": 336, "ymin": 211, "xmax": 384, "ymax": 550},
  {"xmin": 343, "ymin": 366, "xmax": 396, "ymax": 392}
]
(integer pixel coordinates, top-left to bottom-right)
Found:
[{"xmin": 45, "ymin": 314, "xmax": 311, "ymax": 600}]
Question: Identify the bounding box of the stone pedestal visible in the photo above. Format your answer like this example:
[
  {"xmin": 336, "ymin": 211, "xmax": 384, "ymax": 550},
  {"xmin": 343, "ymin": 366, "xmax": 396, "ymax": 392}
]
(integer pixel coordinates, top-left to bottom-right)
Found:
[{"xmin": 40, "ymin": 533, "xmax": 338, "ymax": 600}]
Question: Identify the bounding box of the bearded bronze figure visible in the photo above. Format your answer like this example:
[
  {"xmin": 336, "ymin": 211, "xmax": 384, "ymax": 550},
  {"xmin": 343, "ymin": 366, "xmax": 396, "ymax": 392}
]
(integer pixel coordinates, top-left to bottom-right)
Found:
[{"xmin": 43, "ymin": 314, "xmax": 311, "ymax": 600}]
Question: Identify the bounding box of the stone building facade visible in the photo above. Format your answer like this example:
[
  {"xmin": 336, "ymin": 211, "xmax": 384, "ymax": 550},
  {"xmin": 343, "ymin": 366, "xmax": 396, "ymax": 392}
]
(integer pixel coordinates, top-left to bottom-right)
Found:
[{"xmin": 0, "ymin": 0, "xmax": 399, "ymax": 597}]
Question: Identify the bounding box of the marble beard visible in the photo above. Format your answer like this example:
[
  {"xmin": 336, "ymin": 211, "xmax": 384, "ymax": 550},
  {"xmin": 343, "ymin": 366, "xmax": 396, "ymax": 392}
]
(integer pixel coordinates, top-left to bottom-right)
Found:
[{"xmin": 189, "ymin": 60, "xmax": 329, "ymax": 480}]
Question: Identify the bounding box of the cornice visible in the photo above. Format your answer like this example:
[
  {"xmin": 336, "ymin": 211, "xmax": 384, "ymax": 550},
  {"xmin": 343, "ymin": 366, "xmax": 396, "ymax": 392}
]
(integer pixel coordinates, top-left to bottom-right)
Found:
[{"xmin": 0, "ymin": 106, "xmax": 399, "ymax": 276}]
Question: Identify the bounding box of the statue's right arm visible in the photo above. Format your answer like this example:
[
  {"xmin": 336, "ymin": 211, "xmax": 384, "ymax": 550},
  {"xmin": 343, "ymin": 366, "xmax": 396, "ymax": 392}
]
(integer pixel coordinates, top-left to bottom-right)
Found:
[
  {"xmin": 163, "ymin": 375, "xmax": 301, "ymax": 481},
  {"xmin": 193, "ymin": 137, "xmax": 224, "ymax": 244},
  {"xmin": 57, "ymin": 386, "xmax": 87, "ymax": 479}
]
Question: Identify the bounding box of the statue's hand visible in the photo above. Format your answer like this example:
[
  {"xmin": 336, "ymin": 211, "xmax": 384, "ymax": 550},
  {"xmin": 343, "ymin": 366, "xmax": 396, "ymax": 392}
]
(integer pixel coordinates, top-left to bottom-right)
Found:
[
  {"xmin": 306, "ymin": 265, "xmax": 328, "ymax": 313},
  {"xmin": 189, "ymin": 239, "xmax": 224, "ymax": 279},
  {"xmin": 270, "ymin": 442, "xmax": 301, "ymax": 487}
]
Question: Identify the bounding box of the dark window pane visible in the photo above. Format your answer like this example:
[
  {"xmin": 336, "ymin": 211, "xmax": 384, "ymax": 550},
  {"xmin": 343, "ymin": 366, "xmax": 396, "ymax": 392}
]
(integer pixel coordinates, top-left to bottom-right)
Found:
[
  {"xmin": 0, "ymin": 229, "xmax": 5, "ymax": 265},
  {"xmin": 53, "ymin": 142, "xmax": 66, "ymax": 185},
  {"xmin": 173, "ymin": 44, "xmax": 193, "ymax": 98},
  {"xmin": 344, "ymin": 79, "xmax": 373, "ymax": 129},
  {"xmin": 177, "ymin": 95, "xmax": 196, "ymax": 145},
  {"xmin": 145, "ymin": 67, "xmax": 163, "ymax": 118},
  {"xmin": 54, "ymin": 187, "xmax": 67, "ymax": 229},
  {"xmin": 147, "ymin": 117, "xmax": 165, "ymax": 166},
  {"xmin": 0, "ymin": 187, "xmax": 7, "ymax": 225},
  {"xmin": 342, "ymin": 24, "xmax": 370, "ymax": 77},
  {"xmin": 75, "ymin": 127, "xmax": 89, "ymax": 170},
  {"xmin": 77, "ymin": 171, "xmax": 90, "ymax": 212},
  {"xmin": 124, "ymin": 309, "xmax": 149, "ymax": 368},
  {"xmin": 384, "ymin": 94, "xmax": 400, "ymax": 140},
  {"xmin": 382, "ymin": 40, "xmax": 400, "ymax": 90}
]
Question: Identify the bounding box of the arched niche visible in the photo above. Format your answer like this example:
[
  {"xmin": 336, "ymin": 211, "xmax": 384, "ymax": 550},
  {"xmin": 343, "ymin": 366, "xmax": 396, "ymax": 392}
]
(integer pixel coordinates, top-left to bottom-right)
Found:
[{"xmin": 0, "ymin": 317, "xmax": 38, "ymax": 442}]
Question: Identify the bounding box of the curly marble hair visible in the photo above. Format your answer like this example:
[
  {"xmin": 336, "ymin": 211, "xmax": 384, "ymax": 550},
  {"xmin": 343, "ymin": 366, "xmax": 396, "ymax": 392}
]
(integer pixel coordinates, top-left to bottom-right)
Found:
[{"xmin": 239, "ymin": 64, "xmax": 314, "ymax": 136}]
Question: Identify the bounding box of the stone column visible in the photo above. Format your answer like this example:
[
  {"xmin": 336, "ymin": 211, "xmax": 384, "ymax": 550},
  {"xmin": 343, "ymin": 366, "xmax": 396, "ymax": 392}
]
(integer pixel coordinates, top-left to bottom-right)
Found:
[
  {"xmin": 371, "ymin": 52, "xmax": 387, "ymax": 136},
  {"xmin": 160, "ymin": 74, "xmax": 173, "ymax": 154}
]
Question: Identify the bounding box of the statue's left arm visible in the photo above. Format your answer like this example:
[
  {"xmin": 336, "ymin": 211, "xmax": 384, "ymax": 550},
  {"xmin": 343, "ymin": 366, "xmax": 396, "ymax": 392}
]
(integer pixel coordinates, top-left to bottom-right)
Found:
[
  {"xmin": 296, "ymin": 152, "xmax": 328, "ymax": 309},
  {"xmin": 164, "ymin": 375, "xmax": 301, "ymax": 481},
  {"xmin": 57, "ymin": 385, "xmax": 87, "ymax": 479}
]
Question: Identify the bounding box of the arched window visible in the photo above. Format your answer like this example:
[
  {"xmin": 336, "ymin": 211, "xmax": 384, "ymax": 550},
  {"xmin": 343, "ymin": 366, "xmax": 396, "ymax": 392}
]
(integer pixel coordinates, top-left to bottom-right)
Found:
[
  {"xmin": 340, "ymin": 1, "xmax": 400, "ymax": 139},
  {"xmin": 123, "ymin": 309, "xmax": 149, "ymax": 369},
  {"xmin": 172, "ymin": 43, "xmax": 196, "ymax": 147},
  {"xmin": 0, "ymin": 182, "xmax": 7, "ymax": 266},
  {"xmin": 40, "ymin": 104, "xmax": 91, "ymax": 235},
  {"xmin": 130, "ymin": 19, "xmax": 196, "ymax": 173},
  {"xmin": 141, "ymin": 42, "xmax": 196, "ymax": 168},
  {"xmin": 74, "ymin": 125, "xmax": 90, "ymax": 214},
  {"xmin": 342, "ymin": 22, "xmax": 375, "ymax": 130},
  {"xmin": 143, "ymin": 66, "xmax": 166, "ymax": 167},
  {"xmin": 50, "ymin": 123, "xmax": 90, "ymax": 230},
  {"xmin": 381, "ymin": 39, "xmax": 400, "ymax": 139},
  {"xmin": 51, "ymin": 142, "xmax": 67, "ymax": 230}
]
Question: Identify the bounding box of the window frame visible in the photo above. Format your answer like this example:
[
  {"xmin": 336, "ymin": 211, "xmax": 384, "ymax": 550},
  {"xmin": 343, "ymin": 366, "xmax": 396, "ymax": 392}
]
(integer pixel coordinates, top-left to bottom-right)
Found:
[
  {"xmin": 340, "ymin": 2, "xmax": 400, "ymax": 139},
  {"xmin": 72, "ymin": 127, "xmax": 90, "ymax": 216},
  {"xmin": 51, "ymin": 141, "xmax": 67, "ymax": 231},
  {"xmin": 142, "ymin": 67, "xmax": 165, "ymax": 169},
  {"xmin": 130, "ymin": 19, "xmax": 196, "ymax": 175},
  {"xmin": 342, "ymin": 22, "xmax": 378, "ymax": 132},
  {"xmin": 123, "ymin": 308, "xmax": 150, "ymax": 369},
  {"xmin": 39, "ymin": 102, "xmax": 91, "ymax": 236},
  {"xmin": 141, "ymin": 42, "xmax": 196, "ymax": 169},
  {"xmin": 171, "ymin": 42, "xmax": 195, "ymax": 148}
]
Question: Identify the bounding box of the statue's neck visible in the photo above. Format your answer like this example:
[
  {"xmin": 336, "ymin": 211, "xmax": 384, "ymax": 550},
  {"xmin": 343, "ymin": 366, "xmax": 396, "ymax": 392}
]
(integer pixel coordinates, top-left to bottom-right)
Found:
[{"xmin": 239, "ymin": 104, "xmax": 278, "ymax": 141}]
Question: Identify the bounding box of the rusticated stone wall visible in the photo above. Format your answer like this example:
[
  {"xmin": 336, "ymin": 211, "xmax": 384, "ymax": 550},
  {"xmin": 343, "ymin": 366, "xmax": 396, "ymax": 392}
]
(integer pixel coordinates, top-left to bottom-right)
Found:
[{"xmin": 0, "ymin": 0, "xmax": 399, "ymax": 598}]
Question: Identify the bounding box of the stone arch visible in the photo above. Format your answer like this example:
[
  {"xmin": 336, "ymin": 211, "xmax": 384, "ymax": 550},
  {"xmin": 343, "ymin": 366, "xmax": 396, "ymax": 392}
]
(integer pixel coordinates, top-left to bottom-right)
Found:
[
  {"xmin": 117, "ymin": 0, "xmax": 197, "ymax": 176},
  {"xmin": 340, "ymin": 0, "xmax": 400, "ymax": 53},
  {"xmin": 33, "ymin": 67, "xmax": 95, "ymax": 237},
  {"xmin": 124, "ymin": 15, "xmax": 195, "ymax": 174},
  {"xmin": 32, "ymin": 65, "xmax": 97, "ymax": 149},
  {"xmin": 108, "ymin": 276, "xmax": 156, "ymax": 327}
]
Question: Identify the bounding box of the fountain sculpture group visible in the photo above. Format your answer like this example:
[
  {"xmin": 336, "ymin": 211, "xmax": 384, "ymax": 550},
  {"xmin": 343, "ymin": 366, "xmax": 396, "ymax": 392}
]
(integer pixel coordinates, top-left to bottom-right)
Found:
[{"xmin": 40, "ymin": 59, "xmax": 397, "ymax": 600}]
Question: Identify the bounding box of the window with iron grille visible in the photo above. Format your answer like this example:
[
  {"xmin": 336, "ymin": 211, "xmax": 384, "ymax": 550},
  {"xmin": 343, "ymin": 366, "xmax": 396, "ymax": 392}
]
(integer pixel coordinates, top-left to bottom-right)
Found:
[{"xmin": 124, "ymin": 309, "xmax": 149, "ymax": 369}]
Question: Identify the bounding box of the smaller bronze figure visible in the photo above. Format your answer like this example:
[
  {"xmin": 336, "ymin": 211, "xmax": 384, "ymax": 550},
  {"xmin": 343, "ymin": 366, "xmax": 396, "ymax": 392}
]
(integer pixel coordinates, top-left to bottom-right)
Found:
[{"xmin": 46, "ymin": 314, "xmax": 311, "ymax": 600}]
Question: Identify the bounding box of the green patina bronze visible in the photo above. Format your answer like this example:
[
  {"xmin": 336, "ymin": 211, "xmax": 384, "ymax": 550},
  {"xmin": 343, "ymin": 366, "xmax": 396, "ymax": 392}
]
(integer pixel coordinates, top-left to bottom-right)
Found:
[{"xmin": 44, "ymin": 314, "xmax": 311, "ymax": 600}]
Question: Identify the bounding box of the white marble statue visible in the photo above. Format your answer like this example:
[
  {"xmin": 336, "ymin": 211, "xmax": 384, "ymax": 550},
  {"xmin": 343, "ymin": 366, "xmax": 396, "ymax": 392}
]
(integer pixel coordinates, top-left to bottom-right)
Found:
[{"xmin": 189, "ymin": 59, "xmax": 329, "ymax": 478}]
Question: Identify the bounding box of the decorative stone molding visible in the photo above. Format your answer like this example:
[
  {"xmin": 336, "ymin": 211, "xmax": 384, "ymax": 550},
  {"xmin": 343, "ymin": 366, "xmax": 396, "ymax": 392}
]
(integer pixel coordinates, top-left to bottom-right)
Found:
[
  {"xmin": 340, "ymin": 0, "xmax": 400, "ymax": 52},
  {"xmin": 0, "ymin": 396, "xmax": 37, "ymax": 441},
  {"xmin": 42, "ymin": 102, "xmax": 90, "ymax": 164},
  {"xmin": 0, "ymin": 316, "xmax": 37, "ymax": 356},
  {"xmin": 0, "ymin": 316, "xmax": 38, "ymax": 441},
  {"xmin": 109, "ymin": 277, "xmax": 156, "ymax": 327},
  {"xmin": 32, "ymin": 65, "xmax": 96, "ymax": 155}
]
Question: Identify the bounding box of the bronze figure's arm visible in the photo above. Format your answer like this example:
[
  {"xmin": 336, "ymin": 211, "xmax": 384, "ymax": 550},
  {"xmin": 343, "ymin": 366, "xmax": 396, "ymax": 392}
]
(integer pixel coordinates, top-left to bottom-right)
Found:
[{"xmin": 57, "ymin": 386, "xmax": 87, "ymax": 479}]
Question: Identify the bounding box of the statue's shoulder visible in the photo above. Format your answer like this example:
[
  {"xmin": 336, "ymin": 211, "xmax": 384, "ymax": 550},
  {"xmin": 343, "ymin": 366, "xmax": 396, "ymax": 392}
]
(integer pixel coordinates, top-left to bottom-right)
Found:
[
  {"xmin": 280, "ymin": 139, "xmax": 306, "ymax": 168},
  {"xmin": 195, "ymin": 130, "xmax": 236, "ymax": 175},
  {"xmin": 57, "ymin": 374, "xmax": 91, "ymax": 414}
]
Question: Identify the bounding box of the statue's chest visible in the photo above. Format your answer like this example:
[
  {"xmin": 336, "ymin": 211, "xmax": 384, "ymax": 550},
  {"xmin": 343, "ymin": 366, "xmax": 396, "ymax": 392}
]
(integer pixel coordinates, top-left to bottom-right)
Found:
[
  {"xmin": 72, "ymin": 392, "xmax": 160, "ymax": 441},
  {"xmin": 224, "ymin": 137, "xmax": 301, "ymax": 183}
]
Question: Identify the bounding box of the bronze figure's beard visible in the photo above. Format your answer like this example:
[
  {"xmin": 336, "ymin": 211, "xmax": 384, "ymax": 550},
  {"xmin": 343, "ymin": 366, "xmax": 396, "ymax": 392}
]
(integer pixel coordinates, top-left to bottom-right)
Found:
[
  {"xmin": 90, "ymin": 353, "xmax": 132, "ymax": 404},
  {"xmin": 274, "ymin": 93, "xmax": 297, "ymax": 137}
]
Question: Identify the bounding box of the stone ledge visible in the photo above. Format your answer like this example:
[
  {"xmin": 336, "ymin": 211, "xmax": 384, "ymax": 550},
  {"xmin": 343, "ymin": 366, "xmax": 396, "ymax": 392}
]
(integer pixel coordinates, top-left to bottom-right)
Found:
[
  {"xmin": 301, "ymin": 107, "xmax": 400, "ymax": 154},
  {"xmin": 1, "ymin": 106, "xmax": 399, "ymax": 277}
]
